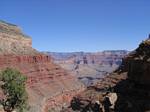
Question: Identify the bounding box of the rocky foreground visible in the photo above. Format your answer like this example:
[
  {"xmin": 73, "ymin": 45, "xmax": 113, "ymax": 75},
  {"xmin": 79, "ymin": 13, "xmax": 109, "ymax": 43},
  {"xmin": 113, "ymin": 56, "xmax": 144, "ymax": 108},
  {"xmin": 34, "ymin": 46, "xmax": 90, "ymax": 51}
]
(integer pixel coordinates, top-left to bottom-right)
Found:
[
  {"xmin": 66, "ymin": 37, "xmax": 150, "ymax": 112},
  {"xmin": 0, "ymin": 20, "xmax": 85, "ymax": 112}
]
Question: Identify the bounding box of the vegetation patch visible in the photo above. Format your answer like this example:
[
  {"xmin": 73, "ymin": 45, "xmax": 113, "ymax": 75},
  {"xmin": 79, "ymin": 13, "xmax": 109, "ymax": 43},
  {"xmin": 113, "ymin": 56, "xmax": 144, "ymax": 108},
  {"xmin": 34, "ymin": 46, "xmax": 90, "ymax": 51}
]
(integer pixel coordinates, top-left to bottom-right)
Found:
[{"xmin": 0, "ymin": 68, "xmax": 28, "ymax": 112}]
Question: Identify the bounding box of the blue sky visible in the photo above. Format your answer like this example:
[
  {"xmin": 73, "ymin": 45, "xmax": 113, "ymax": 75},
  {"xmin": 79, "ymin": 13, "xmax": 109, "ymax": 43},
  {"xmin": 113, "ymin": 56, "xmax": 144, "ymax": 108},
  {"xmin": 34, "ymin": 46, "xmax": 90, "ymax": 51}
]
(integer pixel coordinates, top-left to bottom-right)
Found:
[{"xmin": 0, "ymin": 0, "xmax": 150, "ymax": 52}]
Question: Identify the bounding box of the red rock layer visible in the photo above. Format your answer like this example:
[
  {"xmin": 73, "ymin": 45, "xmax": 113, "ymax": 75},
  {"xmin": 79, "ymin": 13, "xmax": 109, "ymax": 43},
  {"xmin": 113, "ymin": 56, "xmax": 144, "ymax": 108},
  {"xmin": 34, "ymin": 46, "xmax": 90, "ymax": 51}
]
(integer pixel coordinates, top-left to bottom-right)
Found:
[
  {"xmin": 0, "ymin": 21, "xmax": 85, "ymax": 112},
  {"xmin": 0, "ymin": 54, "xmax": 85, "ymax": 112}
]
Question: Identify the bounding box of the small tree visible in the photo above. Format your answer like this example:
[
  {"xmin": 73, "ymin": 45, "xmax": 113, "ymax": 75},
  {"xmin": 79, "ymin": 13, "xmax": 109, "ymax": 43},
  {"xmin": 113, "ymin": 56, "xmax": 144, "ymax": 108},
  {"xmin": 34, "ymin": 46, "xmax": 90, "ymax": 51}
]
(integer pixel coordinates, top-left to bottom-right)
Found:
[{"xmin": 0, "ymin": 68, "xmax": 28, "ymax": 112}]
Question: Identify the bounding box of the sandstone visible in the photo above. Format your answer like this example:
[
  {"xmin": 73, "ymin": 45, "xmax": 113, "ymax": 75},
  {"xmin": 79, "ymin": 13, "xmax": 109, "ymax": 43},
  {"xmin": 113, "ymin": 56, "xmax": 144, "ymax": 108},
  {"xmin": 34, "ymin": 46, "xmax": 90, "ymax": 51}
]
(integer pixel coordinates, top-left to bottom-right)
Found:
[
  {"xmin": 0, "ymin": 20, "xmax": 37, "ymax": 55},
  {"xmin": 0, "ymin": 21, "xmax": 85, "ymax": 112}
]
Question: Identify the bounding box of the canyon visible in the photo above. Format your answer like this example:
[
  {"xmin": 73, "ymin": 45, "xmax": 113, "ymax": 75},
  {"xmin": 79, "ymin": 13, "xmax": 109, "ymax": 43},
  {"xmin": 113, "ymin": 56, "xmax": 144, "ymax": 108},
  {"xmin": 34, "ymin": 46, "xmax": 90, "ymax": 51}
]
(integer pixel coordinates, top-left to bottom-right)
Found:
[
  {"xmin": 46, "ymin": 51, "xmax": 128, "ymax": 86},
  {"xmin": 1, "ymin": 20, "xmax": 148, "ymax": 112},
  {"xmin": 0, "ymin": 20, "xmax": 85, "ymax": 112}
]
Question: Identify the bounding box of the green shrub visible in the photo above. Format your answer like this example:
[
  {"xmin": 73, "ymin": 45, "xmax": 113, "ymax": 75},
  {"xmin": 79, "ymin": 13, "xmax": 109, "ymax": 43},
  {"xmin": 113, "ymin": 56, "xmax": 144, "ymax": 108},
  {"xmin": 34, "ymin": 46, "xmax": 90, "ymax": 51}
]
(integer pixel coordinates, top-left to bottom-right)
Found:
[{"xmin": 0, "ymin": 68, "xmax": 28, "ymax": 112}]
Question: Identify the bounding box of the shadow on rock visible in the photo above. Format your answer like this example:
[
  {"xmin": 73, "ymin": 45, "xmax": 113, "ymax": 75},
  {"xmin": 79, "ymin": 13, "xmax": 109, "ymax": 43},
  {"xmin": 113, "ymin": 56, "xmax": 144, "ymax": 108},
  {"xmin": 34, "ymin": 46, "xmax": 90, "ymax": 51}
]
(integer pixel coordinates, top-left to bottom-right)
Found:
[
  {"xmin": 114, "ymin": 79, "xmax": 150, "ymax": 112},
  {"xmin": 69, "ymin": 97, "xmax": 103, "ymax": 112}
]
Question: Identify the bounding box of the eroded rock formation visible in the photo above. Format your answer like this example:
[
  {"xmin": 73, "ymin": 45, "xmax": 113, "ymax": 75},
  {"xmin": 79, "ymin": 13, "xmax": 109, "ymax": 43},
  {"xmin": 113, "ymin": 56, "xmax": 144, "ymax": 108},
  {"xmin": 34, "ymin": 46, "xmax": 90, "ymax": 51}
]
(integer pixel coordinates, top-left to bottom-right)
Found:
[
  {"xmin": 0, "ymin": 20, "xmax": 85, "ymax": 112},
  {"xmin": 46, "ymin": 51, "xmax": 128, "ymax": 86}
]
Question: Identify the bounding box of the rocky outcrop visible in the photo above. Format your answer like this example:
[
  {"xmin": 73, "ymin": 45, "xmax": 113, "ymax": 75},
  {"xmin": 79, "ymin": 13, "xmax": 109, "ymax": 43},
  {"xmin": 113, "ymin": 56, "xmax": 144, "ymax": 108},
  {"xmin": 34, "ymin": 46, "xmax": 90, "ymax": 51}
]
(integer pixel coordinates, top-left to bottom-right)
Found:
[
  {"xmin": 113, "ymin": 38, "xmax": 150, "ymax": 112},
  {"xmin": 0, "ymin": 21, "xmax": 85, "ymax": 112},
  {"xmin": 121, "ymin": 39, "xmax": 150, "ymax": 85}
]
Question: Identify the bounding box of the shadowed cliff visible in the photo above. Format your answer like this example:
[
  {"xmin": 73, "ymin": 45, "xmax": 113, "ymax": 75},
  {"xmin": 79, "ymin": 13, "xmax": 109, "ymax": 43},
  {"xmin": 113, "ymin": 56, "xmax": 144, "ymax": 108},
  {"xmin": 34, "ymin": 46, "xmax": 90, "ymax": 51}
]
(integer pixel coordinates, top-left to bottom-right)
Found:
[{"xmin": 114, "ymin": 38, "xmax": 150, "ymax": 112}]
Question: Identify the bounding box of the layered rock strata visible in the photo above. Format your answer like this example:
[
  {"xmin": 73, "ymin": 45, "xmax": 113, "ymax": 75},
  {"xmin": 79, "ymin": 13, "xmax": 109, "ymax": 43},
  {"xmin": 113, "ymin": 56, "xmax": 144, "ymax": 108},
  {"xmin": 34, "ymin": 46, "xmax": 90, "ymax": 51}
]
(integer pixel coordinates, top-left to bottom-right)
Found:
[
  {"xmin": 0, "ymin": 20, "xmax": 85, "ymax": 112},
  {"xmin": 46, "ymin": 51, "xmax": 128, "ymax": 86}
]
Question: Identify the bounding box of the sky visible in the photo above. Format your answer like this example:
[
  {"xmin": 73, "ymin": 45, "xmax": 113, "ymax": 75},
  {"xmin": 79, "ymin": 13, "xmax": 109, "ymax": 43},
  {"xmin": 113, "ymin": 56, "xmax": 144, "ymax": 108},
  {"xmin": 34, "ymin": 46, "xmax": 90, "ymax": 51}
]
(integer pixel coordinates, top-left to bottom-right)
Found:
[{"xmin": 0, "ymin": 0, "xmax": 150, "ymax": 52}]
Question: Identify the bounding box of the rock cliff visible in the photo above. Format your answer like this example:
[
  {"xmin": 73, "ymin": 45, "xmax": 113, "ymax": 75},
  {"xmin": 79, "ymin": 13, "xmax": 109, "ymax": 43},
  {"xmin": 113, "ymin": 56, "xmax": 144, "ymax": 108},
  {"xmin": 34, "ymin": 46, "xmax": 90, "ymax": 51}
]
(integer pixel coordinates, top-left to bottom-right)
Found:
[
  {"xmin": 112, "ymin": 38, "xmax": 150, "ymax": 112},
  {"xmin": 122, "ymin": 39, "xmax": 150, "ymax": 85},
  {"xmin": 0, "ymin": 20, "xmax": 85, "ymax": 112},
  {"xmin": 0, "ymin": 20, "xmax": 38, "ymax": 55}
]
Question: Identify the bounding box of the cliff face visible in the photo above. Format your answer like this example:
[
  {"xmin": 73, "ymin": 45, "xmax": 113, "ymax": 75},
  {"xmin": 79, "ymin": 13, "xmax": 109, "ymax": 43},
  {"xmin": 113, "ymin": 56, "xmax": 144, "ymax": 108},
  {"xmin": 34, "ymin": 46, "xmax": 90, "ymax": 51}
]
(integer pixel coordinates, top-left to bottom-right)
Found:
[
  {"xmin": 0, "ymin": 21, "xmax": 85, "ymax": 112},
  {"xmin": 111, "ymin": 38, "xmax": 150, "ymax": 112},
  {"xmin": 47, "ymin": 51, "xmax": 128, "ymax": 86},
  {"xmin": 0, "ymin": 20, "xmax": 37, "ymax": 55},
  {"xmin": 122, "ymin": 39, "xmax": 150, "ymax": 85}
]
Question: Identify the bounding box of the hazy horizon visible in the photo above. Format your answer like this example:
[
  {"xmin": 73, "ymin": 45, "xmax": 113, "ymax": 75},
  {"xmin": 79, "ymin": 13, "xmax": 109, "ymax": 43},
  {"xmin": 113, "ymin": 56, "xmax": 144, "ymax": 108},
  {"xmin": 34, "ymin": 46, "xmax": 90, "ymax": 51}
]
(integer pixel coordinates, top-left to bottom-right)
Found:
[
  {"xmin": 1, "ymin": 0, "xmax": 150, "ymax": 52},
  {"xmin": 44, "ymin": 50, "xmax": 129, "ymax": 53}
]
